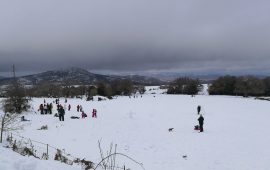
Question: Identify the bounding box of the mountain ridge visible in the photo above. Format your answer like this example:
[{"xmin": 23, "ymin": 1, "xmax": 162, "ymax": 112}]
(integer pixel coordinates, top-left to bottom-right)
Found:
[{"xmin": 0, "ymin": 67, "xmax": 163, "ymax": 86}]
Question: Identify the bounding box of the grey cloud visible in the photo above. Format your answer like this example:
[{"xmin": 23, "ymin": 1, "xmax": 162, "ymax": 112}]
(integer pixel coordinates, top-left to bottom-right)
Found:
[{"xmin": 0, "ymin": 0, "xmax": 270, "ymax": 75}]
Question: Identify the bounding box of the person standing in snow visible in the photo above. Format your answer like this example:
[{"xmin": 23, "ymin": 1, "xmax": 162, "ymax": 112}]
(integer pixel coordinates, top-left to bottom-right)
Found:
[
  {"xmin": 68, "ymin": 104, "xmax": 71, "ymax": 111},
  {"xmin": 92, "ymin": 109, "xmax": 97, "ymax": 118},
  {"xmin": 197, "ymin": 105, "xmax": 201, "ymax": 115},
  {"xmin": 57, "ymin": 104, "xmax": 59, "ymax": 111},
  {"xmin": 44, "ymin": 104, "xmax": 48, "ymax": 114},
  {"xmin": 58, "ymin": 106, "xmax": 65, "ymax": 121},
  {"xmin": 198, "ymin": 114, "xmax": 204, "ymax": 132},
  {"xmin": 77, "ymin": 105, "xmax": 80, "ymax": 112},
  {"xmin": 39, "ymin": 104, "xmax": 44, "ymax": 114},
  {"xmin": 49, "ymin": 103, "xmax": 53, "ymax": 114}
]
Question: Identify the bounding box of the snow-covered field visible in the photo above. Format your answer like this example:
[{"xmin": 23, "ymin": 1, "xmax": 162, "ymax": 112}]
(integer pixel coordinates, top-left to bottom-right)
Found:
[{"xmin": 1, "ymin": 86, "xmax": 270, "ymax": 170}]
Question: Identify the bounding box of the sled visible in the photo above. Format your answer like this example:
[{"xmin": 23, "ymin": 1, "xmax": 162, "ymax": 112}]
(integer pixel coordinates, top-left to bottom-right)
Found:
[{"xmin": 194, "ymin": 125, "xmax": 200, "ymax": 130}]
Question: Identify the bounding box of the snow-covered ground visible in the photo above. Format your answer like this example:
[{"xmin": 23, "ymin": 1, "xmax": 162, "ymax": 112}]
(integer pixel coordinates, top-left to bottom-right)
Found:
[
  {"xmin": 1, "ymin": 86, "xmax": 270, "ymax": 170},
  {"xmin": 0, "ymin": 145, "xmax": 81, "ymax": 170}
]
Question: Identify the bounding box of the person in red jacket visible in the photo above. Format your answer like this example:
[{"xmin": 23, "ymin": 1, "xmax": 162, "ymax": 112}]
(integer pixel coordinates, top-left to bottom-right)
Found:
[
  {"xmin": 81, "ymin": 111, "xmax": 87, "ymax": 118},
  {"xmin": 92, "ymin": 109, "xmax": 97, "ymax": 118},
  {"xmin": 68, "ymin": 104, "xmax": 71, "ymax": 111}
]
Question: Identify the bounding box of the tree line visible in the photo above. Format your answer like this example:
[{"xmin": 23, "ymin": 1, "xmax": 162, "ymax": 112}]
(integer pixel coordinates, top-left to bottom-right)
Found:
[
  {"xmin": 208, "ymin": 75, "xmax": 270, "ymax": 97},
  {"xmin": 11, "ymin": 79, "xmax": 143, "ymax": 99},
  {"xmin": 164, "ymin": 75, "xmax": 270, "ymax": 97}
]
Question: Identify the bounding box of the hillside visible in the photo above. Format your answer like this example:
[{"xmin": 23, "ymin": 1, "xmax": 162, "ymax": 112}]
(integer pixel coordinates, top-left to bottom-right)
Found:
[
  {"xmin": 1, "ymin": 87, "xmax": 269, "ymax": 170},
  {"xmin": 0, "ymin": 68, "xmax": 163, "ymax": 86}
]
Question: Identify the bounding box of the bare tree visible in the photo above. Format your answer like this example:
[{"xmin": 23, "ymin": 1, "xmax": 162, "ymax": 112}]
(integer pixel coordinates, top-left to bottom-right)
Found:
[
  {"xmin": 0, "ymin": 111, "xmax": 24, "ymax": 143},
  {"xmin": 0, "ymin": 65, "xmax": 30, "ymax": 143}
]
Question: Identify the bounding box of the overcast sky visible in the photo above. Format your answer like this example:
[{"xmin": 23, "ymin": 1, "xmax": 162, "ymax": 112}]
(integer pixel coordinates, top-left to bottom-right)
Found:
[{"xmin": 0, "ymin": 0, "xmax": 270, "ymax": 76}]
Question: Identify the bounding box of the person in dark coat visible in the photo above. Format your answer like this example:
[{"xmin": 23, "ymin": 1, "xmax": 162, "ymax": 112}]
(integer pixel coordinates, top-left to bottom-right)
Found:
[
  {"xmin": 57, "ymin": 104, "xmax": 61, "ymax": 111},
  {"xmin": 49, "ymin": 103, "xmax": 53, "ymax": 114},
  {"xmin": 58, "ymin": 106, "xmax": 65, "ymax": 121},
  {"xmin": 198, "ymin": 114, "xmax": 204, "ymax": 132},
  {"xmin": 197, "ymin": 105, "xmax": 201, "ymax": 115},
  {"xmin": 39, "ymin": 104, "xmax": 44, "ymax": 114},
  {"xmin": 77, "ymin": 105, "xmax": 80, "ymax": 112},
  {"xmin": 68, "ymin": 104, "xmax": 71, "ymax": 111}
]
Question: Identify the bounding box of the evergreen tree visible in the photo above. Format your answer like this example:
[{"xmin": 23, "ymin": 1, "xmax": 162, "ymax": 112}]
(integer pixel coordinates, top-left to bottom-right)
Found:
[
  {"xmin": 3, "ymin": 79, "xmax": 30, "ymax": 113},
  {"xmin": 208, "ymin": 75, "xmax": 236, "ymax": 95},
  {"xmin": 263, "ymin": 77, "xmax": 270, "ymax": 96},
  {"xmin": 234, "ymin": 76, "xmax": 265, "ymax": 97},
  {"xmin": 167, "ymin": 77, "xmax": 200, "ymax": 95}
]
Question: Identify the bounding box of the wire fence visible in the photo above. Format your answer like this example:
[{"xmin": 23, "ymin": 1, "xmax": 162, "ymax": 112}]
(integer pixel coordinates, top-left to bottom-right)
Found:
[
  {"xmin": 5, "ymin": 132, "xmax": 93, "ymax": 169},
  {"xmin": 4, "ymin": 133, "xmax": 141, "ymax": 170}
]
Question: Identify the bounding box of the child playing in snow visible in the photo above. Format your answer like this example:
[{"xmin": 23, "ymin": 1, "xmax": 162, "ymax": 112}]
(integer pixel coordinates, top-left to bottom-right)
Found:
[
  {"xmin": 92, "ymin": 109, "xmax": 97, "ymax": 118},
  {"xmin": 81, "ymin": 111, "xmax": 87, "ymax": 118}
]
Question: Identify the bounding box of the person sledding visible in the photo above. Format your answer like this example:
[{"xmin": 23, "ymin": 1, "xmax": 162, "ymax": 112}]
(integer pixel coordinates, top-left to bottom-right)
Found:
[
  {"xmin": 81, "ymin": 111, "xmax": 87, "ymax": 118},
  {"xmin": 21, "ymin": 116, "xmax": 30, "ymax": 121}
]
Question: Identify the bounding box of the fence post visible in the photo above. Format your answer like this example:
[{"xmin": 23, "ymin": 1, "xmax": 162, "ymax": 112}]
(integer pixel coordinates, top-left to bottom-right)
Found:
[
  {"xmin": 11, "ymin": 133, "xmax": 12, "ymax": 142},
  {"xmin": 47, "ymin": 144, "xmax": 49, "ymax": 159},
  {"xmin": 124, "ymin": 165, "xmax": 125, "ymax": 170}
]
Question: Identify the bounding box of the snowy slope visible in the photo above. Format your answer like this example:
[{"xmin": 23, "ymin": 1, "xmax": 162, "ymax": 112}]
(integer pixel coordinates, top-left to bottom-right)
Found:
[{"xmin": 1, "ymin": 87, "xmax": 270, "ymax": 170}]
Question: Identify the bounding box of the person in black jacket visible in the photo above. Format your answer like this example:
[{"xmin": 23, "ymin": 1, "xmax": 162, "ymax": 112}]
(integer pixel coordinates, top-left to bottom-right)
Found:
[
  {"xmin": 58, "ymin": 106, "xmax": 65, "ymax": 121},
  {"xmin": 198, "ymin": 114, "xmax": 204, "ymax": 132},
  {"xmin": 197, "ymin": 105, "xmax": 201, "ymax": 115}
]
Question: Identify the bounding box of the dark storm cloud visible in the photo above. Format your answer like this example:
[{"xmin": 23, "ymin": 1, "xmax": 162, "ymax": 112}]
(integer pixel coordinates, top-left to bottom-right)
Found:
[{"xmin": 0, "ymin": 0, "xmax": 270, "ymax": 75}]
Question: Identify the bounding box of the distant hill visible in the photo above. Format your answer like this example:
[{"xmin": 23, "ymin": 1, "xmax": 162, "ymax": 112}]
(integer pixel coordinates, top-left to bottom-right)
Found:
[{"xmin": 0, "ymin": 67, "xmax": 164, "ymax": 86}]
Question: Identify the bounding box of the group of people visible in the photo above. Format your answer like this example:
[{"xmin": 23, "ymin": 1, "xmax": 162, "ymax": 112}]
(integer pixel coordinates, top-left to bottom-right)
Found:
[
  {"xmin": 77, "ymin": 105, "xmax": 83, "ymax": 112},
  {"xmin": 38, "ymin": 103, "xmax": 53, "ymax": 114},
  {"xmin": 38, "ymin": 99, "xmax": 98, "ymax": 122},
  {"xmin": 38, "ymin": 99, "xmax": 204, "ymax": 132}
]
